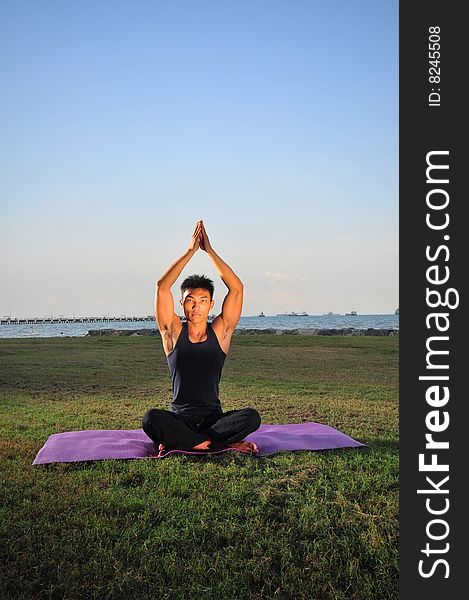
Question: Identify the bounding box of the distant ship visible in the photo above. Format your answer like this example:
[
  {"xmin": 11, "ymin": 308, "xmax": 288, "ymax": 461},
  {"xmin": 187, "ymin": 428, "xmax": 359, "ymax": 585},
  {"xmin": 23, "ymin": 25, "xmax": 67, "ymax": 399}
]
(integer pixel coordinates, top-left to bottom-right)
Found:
[
  {"xmin": 345, "ymin": 310, "xmax": 358, "ymax": 316},
  {"xmin": 323, "ymin": 310, "xmax": 340, "ymax": 316},
  {"xmin": 258, "ymin": 311, "xmax": 266, "ymax": 317},
  {"xmin": 276, "ymin": 311, "xmax": 309, "ymax": 317},
  {"xmin": 395, "ymin": 307, "xmax": 399, "ymax": 315}
]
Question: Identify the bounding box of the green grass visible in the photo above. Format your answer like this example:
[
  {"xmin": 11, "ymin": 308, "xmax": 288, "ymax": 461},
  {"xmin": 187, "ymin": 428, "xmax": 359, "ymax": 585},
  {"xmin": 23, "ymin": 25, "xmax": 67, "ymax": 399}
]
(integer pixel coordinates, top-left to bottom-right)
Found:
[{"xmin": 0, "ymin": 335, "xmax": 398, "ymax": 599}]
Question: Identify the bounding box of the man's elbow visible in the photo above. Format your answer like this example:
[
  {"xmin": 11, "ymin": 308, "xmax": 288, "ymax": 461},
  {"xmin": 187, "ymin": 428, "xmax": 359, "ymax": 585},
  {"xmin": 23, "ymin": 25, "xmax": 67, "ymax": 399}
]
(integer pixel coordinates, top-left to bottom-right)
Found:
[
  {"xmin": 233, "ymin": 282, "xmax": 244, "ymax": 295},
  {"xmin": 156, "ymin": 279, "xmax": 169, "ymax": 290}
]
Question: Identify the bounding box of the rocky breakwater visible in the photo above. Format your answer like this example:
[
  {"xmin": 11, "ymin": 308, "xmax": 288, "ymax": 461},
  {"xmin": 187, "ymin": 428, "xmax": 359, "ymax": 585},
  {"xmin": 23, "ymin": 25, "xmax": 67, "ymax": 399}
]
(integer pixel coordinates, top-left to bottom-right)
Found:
[
  {"xmin": 87, "ymin": 328, "xmax": 398, "ymax": 337},
  {"xmin": 87, "ymin": 329, "xmax": 160, "ymax": 337},
  {"xmin": 235, "ymin": 328, "xmax": 398, "ymax": 336}
]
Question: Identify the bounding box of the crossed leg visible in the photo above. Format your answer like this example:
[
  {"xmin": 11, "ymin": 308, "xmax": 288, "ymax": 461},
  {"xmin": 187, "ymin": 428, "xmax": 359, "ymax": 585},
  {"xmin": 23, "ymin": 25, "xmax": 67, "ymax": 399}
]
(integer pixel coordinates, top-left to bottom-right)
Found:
[
  {"xmin": 203, "ymin": 408, "xmax": 261, "ymax": 453},
  {"xmin": 142, "ymin": 408, "xmax": 209, "ymax": 452}
]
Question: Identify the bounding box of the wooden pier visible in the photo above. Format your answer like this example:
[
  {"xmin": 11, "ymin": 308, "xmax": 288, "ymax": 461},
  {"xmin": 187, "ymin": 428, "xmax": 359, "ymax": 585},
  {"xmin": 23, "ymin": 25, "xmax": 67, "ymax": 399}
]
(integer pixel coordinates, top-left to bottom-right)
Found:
[{"xmin": 0, "ymin": 316, "xmax": 156, "ymax": 325}]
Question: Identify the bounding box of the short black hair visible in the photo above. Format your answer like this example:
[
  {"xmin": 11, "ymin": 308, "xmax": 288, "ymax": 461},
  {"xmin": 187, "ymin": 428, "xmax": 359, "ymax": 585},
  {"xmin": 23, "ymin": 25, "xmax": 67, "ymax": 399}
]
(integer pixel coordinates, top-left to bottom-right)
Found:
[{"xmin": 181, "ymin": 274, "xmax": 215, "ymax": 300}]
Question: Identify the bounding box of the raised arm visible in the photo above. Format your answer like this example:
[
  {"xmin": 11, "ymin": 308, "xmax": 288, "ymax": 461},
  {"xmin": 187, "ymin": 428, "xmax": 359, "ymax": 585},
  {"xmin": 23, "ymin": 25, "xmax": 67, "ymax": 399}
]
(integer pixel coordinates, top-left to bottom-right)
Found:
[
  {"xmin": 155, "ymin": 221, "xmax": 201, "ymax": 352},
  {"xmin": 199, "ymin": 221, "xmax": 243, "ymax": 341}
]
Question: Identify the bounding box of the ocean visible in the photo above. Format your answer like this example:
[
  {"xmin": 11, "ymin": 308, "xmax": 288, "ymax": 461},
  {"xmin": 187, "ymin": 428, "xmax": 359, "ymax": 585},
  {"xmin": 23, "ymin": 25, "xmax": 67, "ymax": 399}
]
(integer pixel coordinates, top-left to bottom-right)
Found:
[{"xmin": 0, "ymin": 314, "xmax": 399, "ymax": 339}]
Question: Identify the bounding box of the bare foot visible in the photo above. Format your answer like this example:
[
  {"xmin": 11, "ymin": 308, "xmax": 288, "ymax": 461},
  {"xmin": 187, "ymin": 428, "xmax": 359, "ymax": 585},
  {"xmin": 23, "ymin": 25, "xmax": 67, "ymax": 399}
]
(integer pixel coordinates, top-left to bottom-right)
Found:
[
  {"xmin": 231, "ymin": 440, "xmax": 259, "ymax": 454},
  {"xmin": 192, "ymin": 439, "xmax": 211, "ymax": 451},
  {"xmin": 157, "ymin": 443, "xmax": 165, "ymax": 457}
]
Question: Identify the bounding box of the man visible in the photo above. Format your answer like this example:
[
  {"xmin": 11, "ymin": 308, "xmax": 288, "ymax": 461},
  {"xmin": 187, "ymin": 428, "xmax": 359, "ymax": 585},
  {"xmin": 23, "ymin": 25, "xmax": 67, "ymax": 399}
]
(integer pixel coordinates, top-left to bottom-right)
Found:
[{"xmin": 142, "ymin": 220, "xmax": 261, "ymax": 455}]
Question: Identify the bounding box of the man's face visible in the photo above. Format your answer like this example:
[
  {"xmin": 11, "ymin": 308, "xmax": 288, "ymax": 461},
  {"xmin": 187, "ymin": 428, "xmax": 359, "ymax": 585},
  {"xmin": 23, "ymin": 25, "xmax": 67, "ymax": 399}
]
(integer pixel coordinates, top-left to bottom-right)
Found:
[{"xmin": 180, "ymin": 288, "xmax": 214, "ymax": 324}]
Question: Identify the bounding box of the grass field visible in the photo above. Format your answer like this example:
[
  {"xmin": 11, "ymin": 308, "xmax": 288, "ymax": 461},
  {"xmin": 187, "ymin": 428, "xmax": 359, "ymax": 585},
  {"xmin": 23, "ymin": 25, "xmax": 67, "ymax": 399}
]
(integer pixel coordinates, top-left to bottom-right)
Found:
[{"xmin": 0, "ymin": 334, "xmax": 398, "ymax": 600}]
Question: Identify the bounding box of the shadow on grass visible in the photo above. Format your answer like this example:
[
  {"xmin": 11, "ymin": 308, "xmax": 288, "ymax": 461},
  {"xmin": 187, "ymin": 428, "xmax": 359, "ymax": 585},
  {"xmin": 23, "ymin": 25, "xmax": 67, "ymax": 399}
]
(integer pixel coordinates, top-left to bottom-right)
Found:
[{"xmin": 360, "ymin": 437, "xmax": 399, "ymax": 452}]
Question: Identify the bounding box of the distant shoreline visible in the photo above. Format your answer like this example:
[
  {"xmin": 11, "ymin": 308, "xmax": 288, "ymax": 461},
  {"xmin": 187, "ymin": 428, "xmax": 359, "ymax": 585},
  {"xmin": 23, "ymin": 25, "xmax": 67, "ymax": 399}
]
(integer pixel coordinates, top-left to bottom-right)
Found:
[
  {"xmin": 0, "ymin": 314, "xmax": 398, "ymax": 325},
  {"xmin": 0, "ymin": 314, "xmax": 399, "ymax": 339}
]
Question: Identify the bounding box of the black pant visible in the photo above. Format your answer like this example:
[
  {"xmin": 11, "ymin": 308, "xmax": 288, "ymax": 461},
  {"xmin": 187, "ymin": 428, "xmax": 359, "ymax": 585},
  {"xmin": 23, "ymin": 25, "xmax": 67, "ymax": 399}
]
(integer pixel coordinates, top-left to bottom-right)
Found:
[{"xmin": 142, "ymin": 407, "xmax": 261, "ymax": 451}]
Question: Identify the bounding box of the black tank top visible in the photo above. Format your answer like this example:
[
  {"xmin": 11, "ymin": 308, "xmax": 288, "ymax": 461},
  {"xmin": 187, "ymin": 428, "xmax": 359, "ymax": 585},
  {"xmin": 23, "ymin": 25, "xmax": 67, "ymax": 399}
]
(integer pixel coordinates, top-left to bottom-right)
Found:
[{"xmin": 167, "ymin": 322, "xmax": 226, "ymax": 418}]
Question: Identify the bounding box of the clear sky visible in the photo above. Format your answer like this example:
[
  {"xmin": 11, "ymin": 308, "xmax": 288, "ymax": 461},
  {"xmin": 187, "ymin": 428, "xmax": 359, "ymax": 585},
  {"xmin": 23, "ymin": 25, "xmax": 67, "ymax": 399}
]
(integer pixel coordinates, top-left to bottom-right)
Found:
[{"xmin": 0, "ymin": 0, "xmax": 398, "ymax": 318}]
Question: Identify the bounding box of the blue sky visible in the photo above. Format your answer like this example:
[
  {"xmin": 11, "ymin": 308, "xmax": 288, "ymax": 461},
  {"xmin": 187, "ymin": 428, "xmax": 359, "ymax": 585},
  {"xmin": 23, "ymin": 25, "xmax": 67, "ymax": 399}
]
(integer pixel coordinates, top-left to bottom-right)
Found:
[{"xmin": 0, "ymin": 0, "xmax": 398, "ymax": 317}]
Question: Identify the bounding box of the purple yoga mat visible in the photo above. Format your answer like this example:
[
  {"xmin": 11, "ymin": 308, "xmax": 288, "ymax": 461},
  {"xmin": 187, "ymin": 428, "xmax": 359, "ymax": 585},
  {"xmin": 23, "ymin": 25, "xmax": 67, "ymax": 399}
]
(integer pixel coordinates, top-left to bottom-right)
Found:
[{"xmin": 32, "ymin": 423, "xmax": 364, "ymax": 465}]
